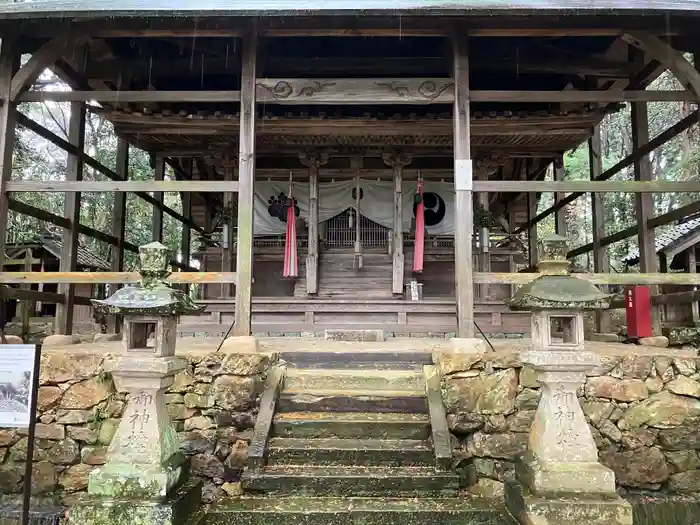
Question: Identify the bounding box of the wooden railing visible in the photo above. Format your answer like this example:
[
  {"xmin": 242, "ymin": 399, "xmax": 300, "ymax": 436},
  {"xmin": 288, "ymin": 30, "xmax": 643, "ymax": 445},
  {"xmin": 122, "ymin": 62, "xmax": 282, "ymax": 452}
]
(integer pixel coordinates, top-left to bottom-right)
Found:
[{"xmin": 0, "ymin": 271, "xmax": 699, "ymax": 286}]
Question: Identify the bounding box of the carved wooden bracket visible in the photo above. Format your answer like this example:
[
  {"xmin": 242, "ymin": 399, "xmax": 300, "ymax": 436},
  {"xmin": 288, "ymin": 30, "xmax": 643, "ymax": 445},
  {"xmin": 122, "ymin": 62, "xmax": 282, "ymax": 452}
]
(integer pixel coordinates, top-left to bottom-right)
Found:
[
  {"xmin": 382, "ymin": 151, "xmax": 413, "ymax": 169},
  {"xmin": 298, "ymin": 152, "xmax": 329, "ymax": 169}
]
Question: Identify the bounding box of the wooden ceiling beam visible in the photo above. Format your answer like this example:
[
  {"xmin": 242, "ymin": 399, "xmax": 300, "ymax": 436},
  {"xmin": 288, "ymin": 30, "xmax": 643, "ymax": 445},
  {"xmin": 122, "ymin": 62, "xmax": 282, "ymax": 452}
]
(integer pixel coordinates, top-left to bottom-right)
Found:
[
  {"xmin": 18, "ymin": 86, "xmax": 697, "ymax": 104},
  {"xmin": 80, "ymin": 54, "xmax": 634, "ymax": 80}
]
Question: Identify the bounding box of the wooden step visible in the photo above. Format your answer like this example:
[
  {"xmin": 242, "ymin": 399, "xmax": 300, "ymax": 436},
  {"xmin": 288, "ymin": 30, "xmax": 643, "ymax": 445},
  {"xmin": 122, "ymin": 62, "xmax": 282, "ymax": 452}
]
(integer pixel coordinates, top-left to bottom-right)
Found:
[
  {"xmin": 242, "ymin": 465, "xmax": 459, "ymax": 496},
  {"xmin": 272, "ymin": 411, "xmax": 431, "ymax": 440},
  {"xmin": 278, "ymin": 388, "xmax": 427, "ymax": 413},
  {"xmin": 280, "ymin": 350, "xmax": 433, "ymax": 370},
  {"xmin": 267, "ymin": 437, "xmax": 434, "ymax": 466},
  {"xmin": 284, "ymin": 369, "xmax": 425, "ymax": 391},
  {"xmin": 207, "ymin": 496, "xmax": 508, "ymax": 525}
]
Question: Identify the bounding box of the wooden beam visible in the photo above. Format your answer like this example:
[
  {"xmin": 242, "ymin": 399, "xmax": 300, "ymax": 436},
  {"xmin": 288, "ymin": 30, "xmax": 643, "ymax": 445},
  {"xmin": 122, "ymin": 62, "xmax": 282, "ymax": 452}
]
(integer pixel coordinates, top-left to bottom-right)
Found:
[
  {"xmin": 453, "ymin": 34, "xmax": 474, "ymax": 339},
  {"xmin": 0, "ymin": 272, "xmax": 237, "ymax": 284},
  {"xmin": 7, "ymin": 197, "xmax": 195, "ymax": 272},
  {"xmin": 102, "ymin": 110, "xmax": 604, "ymax": 138},
  {"xmin": 75, "ymin": 25, "xmax": 624, "ymax": 39},
  {"xmin": 514, "ymin": 109, "xmax": 700, "ymax": 234},
  {"xmin": 471, "ymin": 273, "xmax": 700, "ymax": 286},
  {"xmin": 5, "ymin": 180, "xmax": 240, "ymax": 192},
  {"xmin": 623, "ymin": 32, "xmax": 700, "ymax": 97},
  {"xmin": 14, "ymin": 112, "xmax": 209, "ymax": 230},
  {"xmin": 5, "ymin": 269, "xmax": 700, "ymax": 287},
  {"xmin": 152, "ymin": 155, "xmax": 165, "ymax": 243},
  {"xmin": 474, "ymin": 181, "xmax": 700, "ymax": 193},
  {"xmin": 10, "ymin": 33, "xmax": 86, "ymax": 101},
  {"xmin": 8, "ymin": 198, "xmax": 137, "ymax": 252},
  {"xmin": 19, "ymin": 86, "xmax": 699, "ymax": 104},
  {"xmin": 568, "ymin": 199, "xmax": 700, "ymax": 258},
  {"xmin": 233, "ymin": 27, "xmax": 257, "ymax": 337},
  {"xmin": 0, "ymin": 40, "xmax": 17, "ymax": 272},
  {"xmin": 14, "ymin": 173, "xmax": 690, "ymax": 195},
  {"xmin": 19, "ymin": 90, "xmax": 242, "ymax": 103},
  {"xmin": 55, "ymin": 88, "xmax": 86, "ymax": 336}
]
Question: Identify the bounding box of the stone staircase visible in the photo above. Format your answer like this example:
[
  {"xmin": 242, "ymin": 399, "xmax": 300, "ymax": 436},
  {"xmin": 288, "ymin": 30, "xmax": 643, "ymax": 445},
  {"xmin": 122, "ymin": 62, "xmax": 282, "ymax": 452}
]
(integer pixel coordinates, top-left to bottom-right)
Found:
[{"xmin": 206, "ymin": 345, "xmax": 511, "ymax": 525}]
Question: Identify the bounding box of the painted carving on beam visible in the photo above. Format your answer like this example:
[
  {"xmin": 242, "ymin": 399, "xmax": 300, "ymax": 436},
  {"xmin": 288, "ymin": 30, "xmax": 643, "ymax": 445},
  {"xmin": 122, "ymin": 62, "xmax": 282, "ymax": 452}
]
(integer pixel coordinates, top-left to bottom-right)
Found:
[
  {"xmin": 374, "ymin": 80, "xmax": 454, "ymax": 101},
  {"xmin": 256, "ymin": 80, "xmax": 337, "ymax": 100}
]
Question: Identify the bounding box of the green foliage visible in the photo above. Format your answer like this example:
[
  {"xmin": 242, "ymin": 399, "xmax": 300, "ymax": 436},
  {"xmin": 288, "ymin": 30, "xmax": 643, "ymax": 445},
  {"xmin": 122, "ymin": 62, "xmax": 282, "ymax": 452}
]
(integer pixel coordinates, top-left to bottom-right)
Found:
[
  {"xmin": 536, "ymin": 70, "xmax": 700, "ymax": 271},
  {"xmin": 9, "ymin": 88, "xmax": 187, "ymax": 269}
]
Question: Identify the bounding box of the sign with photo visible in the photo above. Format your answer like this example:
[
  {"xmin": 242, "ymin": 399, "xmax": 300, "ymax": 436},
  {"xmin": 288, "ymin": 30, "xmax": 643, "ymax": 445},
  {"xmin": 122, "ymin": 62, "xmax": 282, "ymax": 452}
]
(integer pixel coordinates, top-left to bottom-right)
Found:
[{"xmin": 0, "ymin": 345, "xmax": 38, "ymax": 428}]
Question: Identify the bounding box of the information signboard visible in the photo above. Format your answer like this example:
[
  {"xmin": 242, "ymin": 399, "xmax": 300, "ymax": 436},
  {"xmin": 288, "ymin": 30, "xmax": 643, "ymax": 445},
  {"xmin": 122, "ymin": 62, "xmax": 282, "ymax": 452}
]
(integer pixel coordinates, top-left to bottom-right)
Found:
[{"xmin": 0, "ymin": 345, "xmax": 38, "ymax": 428}]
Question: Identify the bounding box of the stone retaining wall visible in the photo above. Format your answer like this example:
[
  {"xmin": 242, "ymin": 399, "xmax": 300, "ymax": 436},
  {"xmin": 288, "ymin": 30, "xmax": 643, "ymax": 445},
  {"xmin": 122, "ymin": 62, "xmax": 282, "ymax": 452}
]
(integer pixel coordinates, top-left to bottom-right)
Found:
[
  {"xmin": 0, "ymin": 348, "xmax": 274, "ymax": 504},
  {"xmin": 438, "ymin": 347, "xmax": 700, "ymax": 496}
]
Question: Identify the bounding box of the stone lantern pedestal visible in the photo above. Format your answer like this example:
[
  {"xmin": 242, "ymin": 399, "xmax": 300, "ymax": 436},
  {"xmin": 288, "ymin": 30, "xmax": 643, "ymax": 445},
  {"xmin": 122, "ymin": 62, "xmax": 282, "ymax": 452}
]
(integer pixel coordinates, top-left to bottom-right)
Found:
[
  {"xmin": 503, "ymin": 234, "xmax": 632, "ymax": 525},
  {"xmin": 69, "ymin": 242, "xmax": 204, "ymax": 525}
]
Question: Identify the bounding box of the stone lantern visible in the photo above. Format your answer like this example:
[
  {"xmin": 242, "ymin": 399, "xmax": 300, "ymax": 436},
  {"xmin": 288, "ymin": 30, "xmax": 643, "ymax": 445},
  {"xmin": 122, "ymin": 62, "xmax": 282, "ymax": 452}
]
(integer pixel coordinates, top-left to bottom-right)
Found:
[
  {"xmin": 504, "ymin": 234, "xmax": 632, "ymax": 525},
  {"xmin": 70, "ymin": 242, "xmax": 204, "ymax": 525}
]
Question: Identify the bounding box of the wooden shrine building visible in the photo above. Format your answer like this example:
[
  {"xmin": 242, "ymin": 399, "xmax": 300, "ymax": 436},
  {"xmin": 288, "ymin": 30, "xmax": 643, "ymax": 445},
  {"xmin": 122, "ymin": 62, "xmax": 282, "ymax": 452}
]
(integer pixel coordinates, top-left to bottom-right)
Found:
[{"xmin": 1, "ymin": 2, "xmax": 700, "ymax": 339}]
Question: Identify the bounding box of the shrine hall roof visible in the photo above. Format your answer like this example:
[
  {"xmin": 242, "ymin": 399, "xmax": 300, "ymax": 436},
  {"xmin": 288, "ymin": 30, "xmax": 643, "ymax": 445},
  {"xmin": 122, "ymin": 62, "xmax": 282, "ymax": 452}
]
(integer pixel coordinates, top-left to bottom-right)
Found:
[
  {"xmin": 622, "ymin": 217, "xmax": 700, "ymax": 268},
  {"xmin": 0, "ymin": 0, "xmax": 699, "ymax": 17}
]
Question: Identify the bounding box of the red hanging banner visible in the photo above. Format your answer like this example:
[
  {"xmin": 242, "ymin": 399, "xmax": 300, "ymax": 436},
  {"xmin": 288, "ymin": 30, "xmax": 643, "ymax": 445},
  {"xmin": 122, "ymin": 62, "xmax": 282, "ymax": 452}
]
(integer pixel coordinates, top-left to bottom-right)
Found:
[
  {"xmin": 283, "ymin": 176, "xmax": 298, "ymax": 279},
  {"xmin": 413, "ymin": 177, "xmax": 425, "ymax": 274}
]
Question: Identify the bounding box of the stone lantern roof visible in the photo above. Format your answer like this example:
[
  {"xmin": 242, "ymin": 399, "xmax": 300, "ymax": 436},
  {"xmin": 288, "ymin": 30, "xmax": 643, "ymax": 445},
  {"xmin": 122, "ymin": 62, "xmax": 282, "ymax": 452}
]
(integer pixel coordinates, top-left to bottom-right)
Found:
[
  {"xmin": 91, "ymin": 241, "xmax": 204, "ymax": 316},
  {"xmin": 506, "ymin": 234, "xmax": 613, "ymax": 311}
]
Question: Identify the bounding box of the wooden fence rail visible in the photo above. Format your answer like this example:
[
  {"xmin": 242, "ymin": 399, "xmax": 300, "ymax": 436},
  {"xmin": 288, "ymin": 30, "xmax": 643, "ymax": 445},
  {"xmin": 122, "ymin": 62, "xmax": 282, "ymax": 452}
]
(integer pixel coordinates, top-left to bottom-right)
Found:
[
  {"xmin": 6, "ymin": 180, "xmax": 700, "ymax": 194},
  {"xmin": 0, "ymin": 272, "xmax": 238, "ymax": 284},
  {"xmin": 0, "ymin": 271, "xmax": 698, "ymax": 286}
]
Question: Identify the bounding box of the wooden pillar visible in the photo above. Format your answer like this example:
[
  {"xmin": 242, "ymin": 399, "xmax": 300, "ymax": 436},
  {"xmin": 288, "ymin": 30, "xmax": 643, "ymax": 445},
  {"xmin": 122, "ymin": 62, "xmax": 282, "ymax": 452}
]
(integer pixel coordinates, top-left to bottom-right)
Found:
[
  {"xmin": 222, "ymin": 163, "xmax": 236, "ymax": 298},
  {"xmin": 56, "ymin": 83, "xmax": 86, "ymax": 336},
  {"xmin": 19, "ymin": 248, "xmax": 33, "ymax": 339},
  {"xmin": 201, "ymin": 205, "xmax": 213, "ymax": 300},
  {"xmin": 106, "ymin": 138, "xmax": 128, "ymax": 334},
  {"xmin": 477, "ymin": 176, "xmax": 490, "ymax": 300},
  {"xmin": 181, "ymin": 159, "xmax": 193, "ymax": 293},
  {"xmin": 589, "ymin": 126, "xmax": 611, "ymax": 333},
  {"xmin": 300, "ymin": 153, "xmax": 328, "ymax": 295},
  {"xmin": 631, "ymin": 97, "xmax": 660, "ymax": 334},
  {"xmin": 383, "ymin": 152, "xmax": 412, "ymax": 295},
  {"xmin": 152, "ymin": 155, "xmax": 165, "ymax": 243},
  {"xmin": 233, "ymin": 28, "xmax": 257, "ymax": 337},
  {"xmin": 689, "ymin": 249, "xmax": 700, "ymax": 324},
  {"xmin": 0, "ymin": 40, "xmax": 18, "ymax": 271},
  {"xmin": 553, "ymin": 156, "xmax": 567, "ymax": 236},
  {"xmin": 452, "ymin": 35, "xmax": 474, "ymax": 338}
]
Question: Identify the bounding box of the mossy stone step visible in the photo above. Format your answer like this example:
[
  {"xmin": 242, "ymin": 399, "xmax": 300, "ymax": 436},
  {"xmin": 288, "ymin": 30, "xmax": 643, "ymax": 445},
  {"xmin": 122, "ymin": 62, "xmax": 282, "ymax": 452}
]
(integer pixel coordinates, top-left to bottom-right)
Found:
[
  {"xmin": 284, "ymin": 369, "xmax": 425, "ymax": 392},
  {"xmin": 242, "ymin": 465, "xmax": 459, "ymax": 496},
  {"xmin": 277, "ymin": 388, "xmax": 427, "ymax": 413},
  {"xmin": 272, "ymin": 412, "xmax": 431, "ymax": 440},
  {"xmin": 280, "ymin": 351, "xmax": 432, "ymax": 370},
  {"xmin": 206, "ymin": 496, "xmax": 510, "ymax": 525},
  {"xmin": 267, "ymin": 437, "xmax": 434, "ymax": 466}
]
